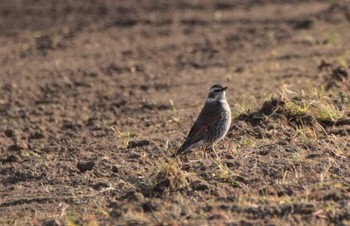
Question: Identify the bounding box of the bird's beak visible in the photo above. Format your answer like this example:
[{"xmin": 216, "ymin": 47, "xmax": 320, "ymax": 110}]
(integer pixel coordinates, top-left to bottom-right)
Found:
[{"xmin": 223, "ymin": 86, "xmax": 228, "ymax": 91}]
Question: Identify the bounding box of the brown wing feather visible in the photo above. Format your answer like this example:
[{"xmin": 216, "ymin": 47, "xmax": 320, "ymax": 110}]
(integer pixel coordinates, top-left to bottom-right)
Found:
[{"xmin": 174, "ymin": 101, "xmax": 221, "ymax": 156}]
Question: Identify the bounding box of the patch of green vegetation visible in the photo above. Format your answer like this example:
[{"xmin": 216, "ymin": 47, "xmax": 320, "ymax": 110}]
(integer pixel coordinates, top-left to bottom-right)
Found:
[
  {"xmin": 322, "ymin": 31, "xmax": 339, "ymax": 46},
  {"xmin": 66, "ymin": 214, "xmax": 81, "ymax": 226},
  {"xmin": 239, "ymin": 138, "xmax": 255, "ymax": 147}
]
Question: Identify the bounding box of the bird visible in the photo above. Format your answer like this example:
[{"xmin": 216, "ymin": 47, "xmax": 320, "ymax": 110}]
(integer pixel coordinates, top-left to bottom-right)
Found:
[{"xmin": 172, "ymin": 84, "xmax": 231, "ymax": 158}]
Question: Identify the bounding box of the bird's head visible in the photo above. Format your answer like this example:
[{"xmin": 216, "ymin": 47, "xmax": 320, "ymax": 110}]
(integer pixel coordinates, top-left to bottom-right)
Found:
[{"xmin": 207, "ymin": 84, "xmax": 228, "ymax": 102}]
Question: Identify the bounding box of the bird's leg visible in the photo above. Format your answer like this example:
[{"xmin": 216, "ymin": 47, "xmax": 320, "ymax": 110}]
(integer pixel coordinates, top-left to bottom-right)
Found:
[
  {"xmin": 203, "ymin": 147, "xmax": 208, "ymax": 159},
  {"xmin": 210, "ymin": 143, "xmax": 219, "ymax": 159}
]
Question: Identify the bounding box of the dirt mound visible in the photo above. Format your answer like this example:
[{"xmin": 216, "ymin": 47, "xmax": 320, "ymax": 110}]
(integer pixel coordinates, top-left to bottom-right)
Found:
[{"xmin": 237, "ymin": 95, "xmax": 350, "ymax": 132}]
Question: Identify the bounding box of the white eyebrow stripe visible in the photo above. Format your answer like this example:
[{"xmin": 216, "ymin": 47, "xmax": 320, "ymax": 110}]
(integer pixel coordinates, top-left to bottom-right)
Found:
[{"xmin": 210, "ymin": 88, "xmax": 221, "ymax": 93}]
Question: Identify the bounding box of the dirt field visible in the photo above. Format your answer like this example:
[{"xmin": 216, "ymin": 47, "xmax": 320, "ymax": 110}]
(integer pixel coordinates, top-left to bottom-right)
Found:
[{"xmin": 1, "ymin": 0, "xmax": 350, "ymax": 225}]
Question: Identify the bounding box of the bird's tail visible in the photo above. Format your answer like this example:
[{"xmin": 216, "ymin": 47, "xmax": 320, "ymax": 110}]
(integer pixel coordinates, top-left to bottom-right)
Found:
[
  {"xmin": 171, "ymin": 148, "xmax": 182, "ymax": 158},
  {"xmin": 171, "ymin": 142, "xmax": 191, "ymax": 158}
]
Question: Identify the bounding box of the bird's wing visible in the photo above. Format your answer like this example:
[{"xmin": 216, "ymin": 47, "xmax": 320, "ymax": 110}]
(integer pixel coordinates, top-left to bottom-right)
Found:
[
  {"xmin": 187, "ymin": 102, "xmax": 221, "ymax": 141},
  {"xmin": 175, "ymin": 101, "xmax": 221, "ymax": 155}
]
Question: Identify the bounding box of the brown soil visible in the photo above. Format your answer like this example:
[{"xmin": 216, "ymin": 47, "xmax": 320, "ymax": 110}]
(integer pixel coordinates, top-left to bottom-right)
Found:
[{"xmin": 1, "ymin": 0, "xmax": 350, "ymax": 225}]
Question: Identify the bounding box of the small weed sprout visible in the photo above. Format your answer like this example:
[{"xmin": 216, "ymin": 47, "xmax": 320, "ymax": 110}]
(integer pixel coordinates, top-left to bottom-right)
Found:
[{"xmin": 110, "ymin": 126, "xmax": 135, "ymax": 147}]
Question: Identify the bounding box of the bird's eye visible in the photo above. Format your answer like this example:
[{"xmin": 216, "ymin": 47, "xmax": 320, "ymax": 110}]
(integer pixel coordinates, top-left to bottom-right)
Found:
[{"xmin": 214, "ymin": 89, "xmax": 220, "ymax": 93}]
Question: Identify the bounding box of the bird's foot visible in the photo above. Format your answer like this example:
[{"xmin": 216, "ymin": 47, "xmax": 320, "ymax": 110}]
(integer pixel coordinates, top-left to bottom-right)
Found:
[{"xmin": 209, "ymin": 144, "xmax": 219, "ymax": 159}]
